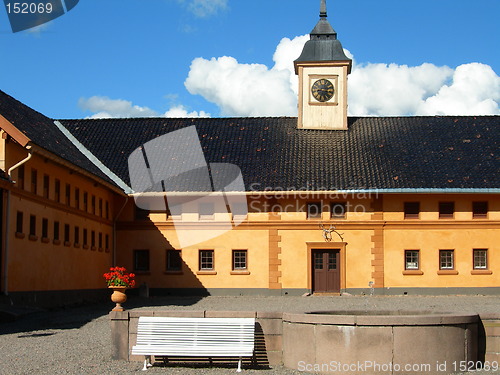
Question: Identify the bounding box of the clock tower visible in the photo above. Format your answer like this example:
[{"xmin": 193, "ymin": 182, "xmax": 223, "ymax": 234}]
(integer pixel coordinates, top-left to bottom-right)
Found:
[{"xmin": 294, "ymin": 0, "xmax": 352, "ymax": 130}]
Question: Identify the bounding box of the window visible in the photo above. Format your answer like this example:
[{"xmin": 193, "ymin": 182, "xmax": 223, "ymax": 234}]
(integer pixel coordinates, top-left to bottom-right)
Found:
[
  {"xmin": 99, "ymin": 198, "xmax": 103, "ymax": 217},
  {"xmin": 83, "ymin": 228, "xmax": 88, "ymax": 247},
  {"xmin": 405, "ymin": 250, "xmax": 420, "ymax": 270},
  {"xmin": 307, "ymin": 202, "xmax": 322, "ymax": 219},
  {"xmin": 166, "ymin": 250, "xmax": 182, "ymax": 271},
  {"xmin": 64, "ymin": 224, "xmax": 70, "ymax": 245},
  {"xmin": 134, "ymin": 250, "xmax": 150, "ymax": 272},
  {"xmin": 17, "ymin": 165, "xmax": 25, "ymax": 189},
  {"xmin": 31, "ymin": 169, "xmax": 37, "ymax": 194},
  {"xmin": 65, "ymin": 184, "xmax": 71, "ymax": 206},
  {"xmin": 91, "ymin": 195, "xmax": 96, "ymax": 214},
  {"xmin": 473, "ymin": 249, "xmax": 488, "ymax": 270},
  {"xmin": 42, "ymin": 218, "xmax": 48, "ymax": 239},
  {"xmin": 16, "ymin": 211, "xmax": 23, "ymax": 233},
  {"xmin": 55, "ymin": 179, "xmax": 61, "ymax": 202},
  {"xmin": 105, "ymin": 201, "xmax": 109, "ymax": 219},
  {"xmin": 232, "ymin": 250, "xmax": 248, "ymax": 270},
  {"xmin": 199, "ymin": 202, "xmax": 214, "ymax": 220},
  {"xmin": 439, "ymin": 202, "xmax": 454, "ymax": 219},
  {"xmin": 54, "ymin": 221, "xmax": 60, "ymax": 241},
  {"xmin": 472, "ymin": 201, "xmax": 488, "ymax": 219},
  {"xmin": 331, "ymin": 202, "xmax": 347, "ymax": 219},
  {"xmin": 98, "ymin": 232, "xmax": 103, "ymax": 250},
  {"xmin": 74, "ymin": 226, "xmax": 80, "ymax": 246},
  {"xmin": 91, "ymin": 230, "xmax": 96, "ymax": 249},
  {"xmin": 404, "ymin": 202, "xmax": 420, "ymax": 219},
  {"xmin": 75, "ymin": 188, "xmax": 80, "ymax": 209},
  {"xmin": 439, "ymin": 250, "xmax": 454, "ymax": 270},
  {"xmin": 83, "ymin": 192, "xmax": 88, "ymax": 212},
  {"xmin": 199, "ymin": 250, "xmax": 214, "ymax": 270},
  {"xmin": 29, "ymin": 215, "xmax": 36, "ymax": 236},
  {"xmin": 105, "ymin": 234, "xmax": 109, "ymax": 251},
  {"xmin": 43, "ymin": 174, "xmax": 49, "ymax": 199}
]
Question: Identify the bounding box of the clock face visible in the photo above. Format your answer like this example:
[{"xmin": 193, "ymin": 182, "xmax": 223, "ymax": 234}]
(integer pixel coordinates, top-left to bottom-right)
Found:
[{"xmin": 311, "ymin": 79, "xmax": 335, "ymax": 102}]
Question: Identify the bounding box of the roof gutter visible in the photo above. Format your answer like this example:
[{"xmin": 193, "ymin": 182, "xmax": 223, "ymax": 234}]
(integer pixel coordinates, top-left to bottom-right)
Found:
[{"xmin": 129, "ymin": 188, "xmax": 500, "ymax": 197}]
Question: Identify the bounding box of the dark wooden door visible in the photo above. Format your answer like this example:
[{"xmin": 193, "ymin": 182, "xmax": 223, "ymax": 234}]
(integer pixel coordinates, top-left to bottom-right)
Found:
[{"xmin": 312, "ymin": 249, "xmax": 340, "ymax": 293}]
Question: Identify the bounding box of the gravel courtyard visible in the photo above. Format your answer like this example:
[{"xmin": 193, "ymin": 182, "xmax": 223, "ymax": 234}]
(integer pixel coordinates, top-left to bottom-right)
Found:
[{"xmin": 1, "ymin": 295, "xmax": 500, "ymax": 375}]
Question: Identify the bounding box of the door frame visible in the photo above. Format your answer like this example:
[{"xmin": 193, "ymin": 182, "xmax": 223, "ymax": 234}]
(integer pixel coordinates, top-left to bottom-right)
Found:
[{"xmin": 306, "ymin": 242, "xmax": 347, "ymax": 293}]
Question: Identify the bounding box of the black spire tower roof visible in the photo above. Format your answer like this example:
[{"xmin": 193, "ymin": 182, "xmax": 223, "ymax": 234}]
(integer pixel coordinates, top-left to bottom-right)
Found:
[{"xmin": 295, "ymin": 0, "xmax": 352, "ymax": 71}]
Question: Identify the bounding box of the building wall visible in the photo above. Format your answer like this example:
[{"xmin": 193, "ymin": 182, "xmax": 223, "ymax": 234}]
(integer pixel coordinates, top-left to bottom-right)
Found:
[
  {"xmin": 3, "ymin": 140, "xmax": 119, "ymax": 293},
  {"xmin": 116, "ymin": 192, "xmax": 499, "ymax": 295},
  {"xmin": 383, "ymin": 194, "xmax": 500, "ymax": 290}
]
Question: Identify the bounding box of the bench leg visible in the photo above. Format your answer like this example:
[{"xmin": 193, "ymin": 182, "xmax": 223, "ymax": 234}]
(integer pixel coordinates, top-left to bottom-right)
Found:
[
  {"xmin": 237, "ymin": 357, "xmax": 242, "ymax": 372},
  {"xmin": 142, "ymin": 356, "xmax": 152, "ymax": 371}
]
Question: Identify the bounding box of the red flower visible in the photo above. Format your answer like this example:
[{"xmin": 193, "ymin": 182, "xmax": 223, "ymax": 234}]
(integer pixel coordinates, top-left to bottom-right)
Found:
[{"xmin": 103, "ymin": 266, "xmax": 135, "ymax": 288}]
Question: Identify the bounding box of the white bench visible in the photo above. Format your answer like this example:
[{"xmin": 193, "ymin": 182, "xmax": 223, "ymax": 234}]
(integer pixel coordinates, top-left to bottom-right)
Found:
[{"xmin": 131, "ymin": 316, "xmax": 256, "ymax": 371}]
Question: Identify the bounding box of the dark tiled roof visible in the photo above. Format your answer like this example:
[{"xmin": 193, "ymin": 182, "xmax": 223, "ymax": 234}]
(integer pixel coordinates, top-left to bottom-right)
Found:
[
  {"xmin": 60, "ymin": 116, "xmax": 500, "ymax": 192},
  {"xmin": 0, "ymin": 90, "xmax": 116, "ymax": 186}
]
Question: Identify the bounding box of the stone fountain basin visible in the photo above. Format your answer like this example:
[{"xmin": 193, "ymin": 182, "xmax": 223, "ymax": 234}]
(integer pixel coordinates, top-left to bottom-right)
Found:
[{"xmin": 282, "ymin": 310, "xmax": 479, "ymax": 374}]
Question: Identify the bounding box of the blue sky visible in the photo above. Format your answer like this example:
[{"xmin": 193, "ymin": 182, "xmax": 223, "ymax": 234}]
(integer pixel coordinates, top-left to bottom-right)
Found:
[{"xmin": 1, "ymin": 0, "xmax": 499, "ymax": 119}]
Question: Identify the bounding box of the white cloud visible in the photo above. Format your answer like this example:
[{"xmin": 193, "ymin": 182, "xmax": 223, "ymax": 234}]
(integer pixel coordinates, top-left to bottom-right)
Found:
[
  {"xmin": 78, "ymin": 96, "xmax": 210, "ymax": 119},
  {"xmin": 78, "ymin": 96, "xmax": 158, "ymax": 118},
  {"xmin": 184, "ymin": 35, "xmax": 309, "ymax": 117},
  {"xmin": 184, "ymin": 35, "xmax": 500, "ymax": 117},
  {"xmin": 417, "ymin": 63, "xmax": 500, "ymax": 115},
  {"xmin": 163, "ymin": 105, "xmax": 210, "ymax": 118}
]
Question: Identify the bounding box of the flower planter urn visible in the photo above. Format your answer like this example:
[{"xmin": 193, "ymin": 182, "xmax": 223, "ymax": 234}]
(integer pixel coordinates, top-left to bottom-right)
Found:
[{"xmin": 109, "ymin": 286, "xmax": 127, "ymax": 311}]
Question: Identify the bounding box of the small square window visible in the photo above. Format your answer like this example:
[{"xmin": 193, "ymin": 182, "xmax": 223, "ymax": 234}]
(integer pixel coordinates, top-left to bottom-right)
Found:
[
  {"xmin": 233, "ymin": 250, "xmax": 248, "ymax": 270},
  {"xmin": 473, "ymin": 249, "xmax": 488, "ymax": 270},
  {"xmin": 134, "ymin": 249, "xmax": 150, "ymax": 272},
  {"xmin": 199, "ymin": 250, "xmax": 214, "ymax": 270},
  {"xmin": 439, "ymin": 202, "xmax": 454, "ymax": 219},
  {"xmin": 331, "ymin": 202, "xmax": 347, "ymax": 219},
  {"xmin": 405, "ymin": 250, "xmax": 420, "ymax": 270},
  {"xmin": 166, "ymin": 250, "xmax": 182, "ymax": 271},
  {"xmin": 472, "ymin": 202, "xmax": 488, "ymax": 219},
  {"xmin": 307, "ymin": 202, "xmax": 322, "ymax": 219},
  {"xmin": 439, "ymin": 250, "xmax": 454, "ymax": 270},
  {"xmin": 404, "ymin": 202, "xmax": 420, "ymax": 219}
]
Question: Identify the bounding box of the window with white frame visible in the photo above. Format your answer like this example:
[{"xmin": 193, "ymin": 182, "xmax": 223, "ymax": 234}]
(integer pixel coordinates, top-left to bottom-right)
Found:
[
  {"xmin": 439, "ymin": 249, "xmax": 454, "ymax": 270},
  {"xmin": 405, "ymin": 250, "xmax": 420, "ymax": 270}
]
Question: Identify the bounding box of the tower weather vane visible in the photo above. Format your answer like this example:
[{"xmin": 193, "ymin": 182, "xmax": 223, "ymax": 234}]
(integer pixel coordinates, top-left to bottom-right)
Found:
[{"xmin": 320, "ymin": 0, "xmax": 327, "ymax": 18}]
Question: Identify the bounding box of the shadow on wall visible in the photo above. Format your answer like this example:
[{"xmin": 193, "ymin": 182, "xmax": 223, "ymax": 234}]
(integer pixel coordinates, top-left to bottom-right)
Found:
[{"xmin": 117, "ymin": 207, "xmax": 207, "ymax": 306}]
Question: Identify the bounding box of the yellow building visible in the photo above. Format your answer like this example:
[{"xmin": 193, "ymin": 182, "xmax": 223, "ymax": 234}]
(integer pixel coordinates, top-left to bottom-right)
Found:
[{"xmin": 0, "ymin": 1, "xmax": 499, "ymax": 304}]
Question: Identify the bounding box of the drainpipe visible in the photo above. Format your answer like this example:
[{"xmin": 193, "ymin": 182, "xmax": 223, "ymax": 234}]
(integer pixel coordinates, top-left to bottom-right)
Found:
[
  {"xmin": 113, "ymin": 196, "xmax": 129, "ymax": 266},
  {"xmin": 3, "ymin": 147, "xmax": 33, "ymax": 296}
]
